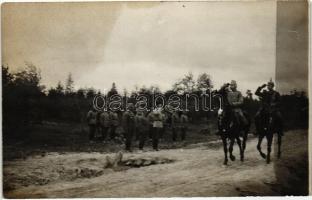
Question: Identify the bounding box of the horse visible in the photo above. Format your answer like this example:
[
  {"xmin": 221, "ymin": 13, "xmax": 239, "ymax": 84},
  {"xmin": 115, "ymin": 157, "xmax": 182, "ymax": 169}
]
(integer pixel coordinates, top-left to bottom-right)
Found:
[
  {"xmin": 256, "ymin": 108, "xmax": 282, "ymax": 164},
  {"xmin": 217, "ymin": 107, "xmax": 251, "ymax": 165},
  {"xmin": 213, "ymin": 88, "xmax": 251, "ymax": 165}
]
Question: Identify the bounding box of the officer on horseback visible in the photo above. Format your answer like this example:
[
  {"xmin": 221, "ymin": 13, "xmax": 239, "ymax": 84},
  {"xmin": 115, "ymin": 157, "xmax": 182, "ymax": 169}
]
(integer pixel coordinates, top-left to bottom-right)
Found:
[
  {"xmin": 222, "ymin": 80, "xmax": 248, "ymax": 126},
  {"xmin": 255, "ymin": 79, "xmax": 283, "ymax": 136},
  {"xmin": 218, "ymin": 80, "xmax": 248, "ymax": 165}
]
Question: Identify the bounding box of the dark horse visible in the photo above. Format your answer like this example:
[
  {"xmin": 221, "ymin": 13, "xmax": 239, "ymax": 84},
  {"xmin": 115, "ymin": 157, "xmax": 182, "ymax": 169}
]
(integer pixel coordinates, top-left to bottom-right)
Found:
[
  {"xmin": 215, "ymin": 90, "xmax": 251, "ymax": 165},
  {"xmin": 256, "ymin": 107, "xmax": 282, "ymax": 164}
]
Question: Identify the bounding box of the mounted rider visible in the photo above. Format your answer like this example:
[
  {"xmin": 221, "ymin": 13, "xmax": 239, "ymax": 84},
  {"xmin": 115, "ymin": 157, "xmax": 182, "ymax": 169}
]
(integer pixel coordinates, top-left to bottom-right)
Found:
[
  {"xmin": 255, "ymin": 79, "xmax": 283, "ymax": 136},
  {"xmin": 220, "ymin": 80, "xmax": 248, "ymax": 126}
]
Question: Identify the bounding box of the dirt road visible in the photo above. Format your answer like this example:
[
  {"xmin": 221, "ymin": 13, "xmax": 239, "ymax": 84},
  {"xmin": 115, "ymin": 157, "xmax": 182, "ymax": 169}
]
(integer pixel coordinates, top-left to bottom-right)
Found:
[{"xmin": 3, "ymin": 129, "xmax": 308, "ymax": 197}]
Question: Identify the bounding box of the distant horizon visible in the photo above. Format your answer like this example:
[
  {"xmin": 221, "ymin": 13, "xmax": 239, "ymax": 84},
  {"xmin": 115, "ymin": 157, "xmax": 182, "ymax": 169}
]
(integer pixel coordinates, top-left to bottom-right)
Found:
[{"xmin": 5, "ymin": 64, "xmax": 305, "ymax": 97}]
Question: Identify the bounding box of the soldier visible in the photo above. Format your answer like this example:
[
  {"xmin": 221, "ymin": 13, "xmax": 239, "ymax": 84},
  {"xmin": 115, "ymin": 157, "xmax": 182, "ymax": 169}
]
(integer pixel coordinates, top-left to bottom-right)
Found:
[
  {"xmin": 122, "ymin": 104, "xmax": 136, "ymax": 152},
  {"xmin": 147, "ymin": 111, "xmax": 154, "ymax": 139},
  {"xmin": 99, "ymin": 110, "xmax": 110, "ymax": 141},
  {"xmin": 134, "ymin": 109, "xmax": 140, "ymax": 142},
  {"xmin": 180, "ymin": 111, "xmax": 189, "ymax": 141},
  {"xmin": 255, "ymin": 80, "xmax": 283, "ymax": 136},
  {"xmin": 171, "ymin": 111, "xmax": 180, "ymax": 142},
  {"xmin": 108, "ymin": 110, "xmax": 119, "ymax": 140},
  {"xmin": 86, "ymin": 107, "xmax": 97, "ymax": 141},
  {"xmin": 135, "ymin": 111, "xmax": 150, "ymax": 150},
  {"xmin": 95, "ymin": 110, "xmax": 102, "ymax": 140},
  {"xmin": 151, "ymin": 108, "xmax": 165, "ymax": 151},
  {"xmin": 224, "ymin": 80, "xmax": 248, "ymax": 126}
]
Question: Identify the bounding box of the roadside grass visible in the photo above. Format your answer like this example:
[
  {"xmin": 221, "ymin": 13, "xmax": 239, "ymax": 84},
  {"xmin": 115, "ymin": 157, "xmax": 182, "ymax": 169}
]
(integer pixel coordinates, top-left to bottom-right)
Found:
[{"xmin": 3, "ymin": 120, "xmax": 222, "ymax": 161}]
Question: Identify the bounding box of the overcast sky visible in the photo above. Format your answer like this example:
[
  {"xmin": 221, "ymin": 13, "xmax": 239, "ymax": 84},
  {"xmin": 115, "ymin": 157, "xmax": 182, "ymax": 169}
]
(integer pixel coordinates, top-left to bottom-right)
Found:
[{"xmin": 2, "ymin": 1, "xmax": 277, "ymax": 94}]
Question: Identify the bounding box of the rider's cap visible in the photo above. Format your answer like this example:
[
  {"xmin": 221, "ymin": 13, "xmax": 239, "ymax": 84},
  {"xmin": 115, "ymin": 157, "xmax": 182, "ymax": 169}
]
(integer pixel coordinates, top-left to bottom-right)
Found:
[
  {"xmin": 268, "ymin": 78, "xmax": 274, "ymax": 87},
  {"xmin": 230, "ymin": 80, "xmax": 237, "ymax": 85}
]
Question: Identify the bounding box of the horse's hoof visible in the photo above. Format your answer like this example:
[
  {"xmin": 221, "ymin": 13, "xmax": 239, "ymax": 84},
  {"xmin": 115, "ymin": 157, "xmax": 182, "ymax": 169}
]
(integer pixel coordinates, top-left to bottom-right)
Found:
[
  {"xmin": 277, "ymin": 152, "xmax": 281, "ymax": 159},
  {"xmin": 260, "ymin": 152, "xmax": 266, "ymax": 159},
  {"xmin": 230, "ymin": 155, "xmax": 236, "ymax": 161},
  {"xmin": 223, "ymin": 160, "xmax": 228, "ymax": 165},
  {"xmin": 240, "ymin": 156, "xmax": 244, "ymax": 162},
  {"xmin": 266, "ymin": 157, "xmax": 271, "ymax": 164}
]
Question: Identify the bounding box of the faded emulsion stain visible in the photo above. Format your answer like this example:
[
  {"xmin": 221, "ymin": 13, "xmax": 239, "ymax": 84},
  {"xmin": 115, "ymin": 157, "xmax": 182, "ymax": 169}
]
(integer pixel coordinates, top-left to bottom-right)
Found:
[
  {"xmin": 275, "ymin": 0, "xmax": 308, "ymax": 94},
  {"xmin": 274, "ymin": 0, "xmax": 309, "ymax": 195}
]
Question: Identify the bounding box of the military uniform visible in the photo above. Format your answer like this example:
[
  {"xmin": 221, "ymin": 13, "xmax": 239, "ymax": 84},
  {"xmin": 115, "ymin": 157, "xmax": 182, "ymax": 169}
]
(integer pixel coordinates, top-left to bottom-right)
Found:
[
  {"xmin": 226, "ymin": 89, "xmax": 248, "ymax": 126},
  {"xmin": 99, "ymin": 111, "xmax": 110, "ymax": 141},
  {"xmin": 86, "ymin": 109, "xmax": 97, "ymax": 141},
  {"xmin": 135, "ymin": 112, "xmax": 150, "ymax": 150},
  {"xmin": 180, "ymin": 113, "xmax": 188, "ymax": 141},
  {"xmin": 171, "ymin": 112, "xmax": 180, "ymax": 141},
  {"xmin": 109, "ymin": 111, "xmax": 119, "ymax": 140},
  {"xmin": 147, "ymin": 112, "xmax": 154, "ymax": 139},
  {"xmin": 255, "ymin": 85, "xmax": 283, "ymax": 135},
  {"xmin": 122, "ymin": 110, "xmax": 135, "ymax": 151},
  {"xmin": 150, "ymin": 110, "xmax": 165, "ymax": 151}
]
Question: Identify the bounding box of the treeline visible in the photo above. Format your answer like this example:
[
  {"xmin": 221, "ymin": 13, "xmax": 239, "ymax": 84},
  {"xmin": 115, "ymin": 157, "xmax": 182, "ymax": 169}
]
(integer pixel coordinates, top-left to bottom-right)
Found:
[{"xmin": 2, "ymin": 64, "xmax": 309, "ymax": 139}]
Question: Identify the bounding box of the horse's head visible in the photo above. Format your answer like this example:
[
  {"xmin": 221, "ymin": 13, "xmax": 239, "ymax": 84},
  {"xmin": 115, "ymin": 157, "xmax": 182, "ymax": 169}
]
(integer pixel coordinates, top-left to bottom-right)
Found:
[
  {"xmin": 217, "ymin": 108, "xmax": 224, "ymax": 124},
  {"xmin": 218, "ymin": 108, "xmax": 230, "ymax": 133}
]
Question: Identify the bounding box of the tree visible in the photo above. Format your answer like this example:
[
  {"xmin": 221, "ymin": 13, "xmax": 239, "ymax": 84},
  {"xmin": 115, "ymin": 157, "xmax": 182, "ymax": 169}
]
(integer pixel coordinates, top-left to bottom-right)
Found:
[
  {"xmin": 86, "ymin": 88, "xmax": 96, "ymax": 99},
  {"xmin": 2, "ymin": 66, "xmax": 15, "ymax": 136},
  {"xmin": 56, "ymin": 81, "xmax": 64, "ymax": 95},
  {"xmin": 149, "ymin": 85, "xmax": 161, "ymax": 94},
  {"xmin": 197, "ymin": 73, "xmax": 213, "ymax": 92},
  {"xmin": 65, "ymin": 73, "xmax": 74, "ymax": 95},
  {"xmin": 173, "ymin": 72, "xmax": 196, "ymax": 94},
  {"xmin": 14, "ymin": 63, "xmax": 44, "ymax": 92},
  {"xmin": 48, "ymin": 81, "xmax": 65, "ymax": 98},
  {"xmin": 107, "ymin": 82, "xmax": 118, "ymax": 97},
  {"xmin": 76, "ymin": 88, "xmax": 86, "ymax": 98},
  {"xmin": 3, "ymin": 64, "xmax": 45, "ymax": 138},
  {"xmin": 2, "ymin": 65, "xmax": 13, "ymax": 88}
]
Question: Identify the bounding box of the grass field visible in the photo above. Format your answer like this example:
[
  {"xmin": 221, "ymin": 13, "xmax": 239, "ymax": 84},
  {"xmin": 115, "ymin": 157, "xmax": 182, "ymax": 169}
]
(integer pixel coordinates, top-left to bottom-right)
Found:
[{"xmin": 3, "ymin": 120, "xmax": 225, "ymax": 161}]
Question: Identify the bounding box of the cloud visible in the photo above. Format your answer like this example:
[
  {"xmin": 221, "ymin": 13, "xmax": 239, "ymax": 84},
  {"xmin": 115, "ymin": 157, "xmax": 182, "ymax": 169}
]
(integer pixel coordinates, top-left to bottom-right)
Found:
[
  {"xmin": 3, "ymin": 1, "xmax": 277, "ymax": 94},
  {"xmin": 77, "ymin": 1, "xmax": 276, "ymax": 93}
]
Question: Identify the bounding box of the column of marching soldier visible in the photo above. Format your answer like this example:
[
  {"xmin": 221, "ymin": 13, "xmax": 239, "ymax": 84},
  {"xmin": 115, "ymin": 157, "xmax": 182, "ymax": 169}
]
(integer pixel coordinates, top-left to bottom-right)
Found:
[
  {"xmin": 86, "ymin": 104, "xmax": 189, "ymax": 152},
  {"xmin": 86, "ymin": 80, "xmax": 283, "ymax": 153}
]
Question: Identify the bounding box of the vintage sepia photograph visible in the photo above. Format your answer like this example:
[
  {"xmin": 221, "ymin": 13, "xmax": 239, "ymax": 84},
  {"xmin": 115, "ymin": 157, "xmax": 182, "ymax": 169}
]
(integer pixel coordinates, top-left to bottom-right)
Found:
[{"xmin": 1, "ymin": 0, "xmax": 310, "ymax": 198}]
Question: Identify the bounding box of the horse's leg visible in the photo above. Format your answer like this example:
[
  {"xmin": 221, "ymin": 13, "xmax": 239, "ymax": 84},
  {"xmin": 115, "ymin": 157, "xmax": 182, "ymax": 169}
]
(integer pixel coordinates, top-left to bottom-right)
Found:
[
  {"xmin": 266, "ymin": 133, "xmax": 273, "ymax": 164},
  {"xmin": 221, "ymin": 135, "xmax": 228, "ymax": 165},
  {"xmin": 277, "ymin": 133, "xmax": 282, "ymax": 159},
  {"xmin": 257, "ymin": 134, "xmax": 266, "ymax": 159},
  {"xmin": 236, "ymin": 136, "xmax": 244, "ymax": 162},
  {"xmin": 229, "ymin": 138, "xmax": 236, "ymax": 161},
  {"xmin": 242, "ymin": 128, "xmax": 248, "ymax": 152}
]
